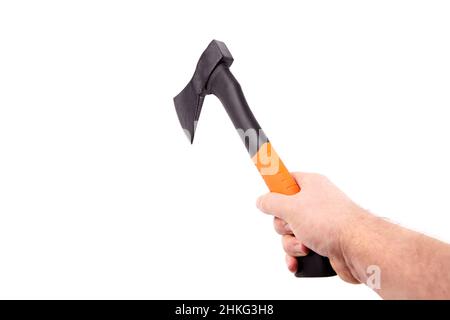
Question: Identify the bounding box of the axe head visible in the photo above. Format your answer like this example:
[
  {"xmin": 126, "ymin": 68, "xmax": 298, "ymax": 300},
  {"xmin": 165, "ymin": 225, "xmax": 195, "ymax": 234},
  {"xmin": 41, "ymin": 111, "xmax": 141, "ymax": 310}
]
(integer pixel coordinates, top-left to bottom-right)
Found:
[{"xmin": 173, "ymin": 40, "xmax": 233, "ymax": 143}]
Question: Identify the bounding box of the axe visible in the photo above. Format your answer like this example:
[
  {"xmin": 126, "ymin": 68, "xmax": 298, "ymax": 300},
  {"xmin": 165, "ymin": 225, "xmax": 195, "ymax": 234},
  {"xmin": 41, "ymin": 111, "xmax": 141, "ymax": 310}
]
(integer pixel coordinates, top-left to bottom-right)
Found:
[{"xmin": 173, "ymin": 40, "xmax": 336, "ymax": 277}]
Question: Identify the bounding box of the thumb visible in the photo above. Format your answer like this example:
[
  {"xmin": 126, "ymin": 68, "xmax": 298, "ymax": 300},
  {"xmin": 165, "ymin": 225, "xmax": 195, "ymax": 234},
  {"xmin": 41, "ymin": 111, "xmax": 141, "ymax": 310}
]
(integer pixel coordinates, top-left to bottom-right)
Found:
[{"xmin": 256, "ymin": 192, "xmax": 296, "ymax": 220}]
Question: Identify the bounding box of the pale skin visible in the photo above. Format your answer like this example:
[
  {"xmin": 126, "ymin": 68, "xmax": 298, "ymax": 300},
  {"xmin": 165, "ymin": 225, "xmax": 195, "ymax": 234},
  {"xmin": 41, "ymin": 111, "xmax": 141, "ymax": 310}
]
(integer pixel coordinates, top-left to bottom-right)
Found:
[{"xmin": 256, "ymin": 172, "xmax": 450, "ymax": 299}]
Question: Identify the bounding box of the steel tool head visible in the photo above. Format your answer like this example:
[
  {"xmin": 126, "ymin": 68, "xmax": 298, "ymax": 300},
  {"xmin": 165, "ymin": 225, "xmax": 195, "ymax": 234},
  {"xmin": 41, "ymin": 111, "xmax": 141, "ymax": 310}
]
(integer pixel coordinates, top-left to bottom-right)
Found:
[{"xmin": 173, "ymin": 40, "xmax": 234, "ymax": 143}]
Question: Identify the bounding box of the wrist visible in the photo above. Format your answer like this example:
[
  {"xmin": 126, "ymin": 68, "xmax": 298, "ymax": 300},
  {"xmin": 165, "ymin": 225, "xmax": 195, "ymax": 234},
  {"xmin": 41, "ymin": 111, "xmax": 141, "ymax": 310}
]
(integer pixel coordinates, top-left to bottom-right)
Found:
[{"xmin": 337, "ymin": 205, "xmax": 374, "ymax": 282}]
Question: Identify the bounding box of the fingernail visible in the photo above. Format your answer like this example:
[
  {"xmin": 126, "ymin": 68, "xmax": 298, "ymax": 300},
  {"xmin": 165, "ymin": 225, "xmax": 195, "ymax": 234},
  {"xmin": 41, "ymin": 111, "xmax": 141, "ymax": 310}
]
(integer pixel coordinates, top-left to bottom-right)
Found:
[{"xmin": 256, "ymin": 197, "xmax": 262, "ymax": 209}]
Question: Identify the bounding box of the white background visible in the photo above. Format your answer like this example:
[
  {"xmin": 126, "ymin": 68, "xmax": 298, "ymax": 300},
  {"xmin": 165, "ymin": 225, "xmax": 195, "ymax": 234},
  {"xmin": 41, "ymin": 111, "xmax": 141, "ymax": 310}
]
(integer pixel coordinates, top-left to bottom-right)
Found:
[{"xmin": 1, "ymin": 1, "xmax": 449, "ymax": 299}]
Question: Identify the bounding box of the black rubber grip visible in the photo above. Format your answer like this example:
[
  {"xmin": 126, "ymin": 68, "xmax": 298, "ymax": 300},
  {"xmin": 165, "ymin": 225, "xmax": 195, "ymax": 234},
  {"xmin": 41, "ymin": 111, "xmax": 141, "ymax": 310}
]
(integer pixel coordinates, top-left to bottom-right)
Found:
[{"xmin": 295, "ymin": 252, "xmax": 336, "ymax": 277}]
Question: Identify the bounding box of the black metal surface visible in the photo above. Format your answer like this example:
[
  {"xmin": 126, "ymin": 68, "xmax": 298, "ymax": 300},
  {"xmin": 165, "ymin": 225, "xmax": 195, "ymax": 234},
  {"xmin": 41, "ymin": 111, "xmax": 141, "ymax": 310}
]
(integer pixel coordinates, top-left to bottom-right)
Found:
[{"xmin": 173, "ymin": 40, "xmax": 234, "ymax": 143}]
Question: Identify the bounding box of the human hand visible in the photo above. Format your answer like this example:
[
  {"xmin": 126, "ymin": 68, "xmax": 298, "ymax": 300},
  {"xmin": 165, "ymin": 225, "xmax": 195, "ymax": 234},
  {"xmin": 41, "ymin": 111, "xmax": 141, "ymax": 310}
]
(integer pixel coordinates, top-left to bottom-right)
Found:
[{"xmin": 256, "ymin": 172, "xmax": 367, "ymax": 283}]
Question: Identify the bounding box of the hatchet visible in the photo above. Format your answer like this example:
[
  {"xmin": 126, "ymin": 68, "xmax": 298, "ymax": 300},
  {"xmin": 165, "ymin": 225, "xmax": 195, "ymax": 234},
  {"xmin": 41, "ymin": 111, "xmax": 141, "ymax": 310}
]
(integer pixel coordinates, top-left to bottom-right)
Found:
[{"xmin": 173, "ymin": 40, "xmax": 336, "ymax": 277}]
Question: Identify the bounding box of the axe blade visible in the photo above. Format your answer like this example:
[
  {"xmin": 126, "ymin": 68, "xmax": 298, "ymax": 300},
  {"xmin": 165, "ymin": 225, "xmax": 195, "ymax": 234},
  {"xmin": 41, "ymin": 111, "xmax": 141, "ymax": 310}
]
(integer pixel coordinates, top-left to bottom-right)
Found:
[{"xmin": 173, "ymin": 40, "xmax": 233, "ymax": 143}]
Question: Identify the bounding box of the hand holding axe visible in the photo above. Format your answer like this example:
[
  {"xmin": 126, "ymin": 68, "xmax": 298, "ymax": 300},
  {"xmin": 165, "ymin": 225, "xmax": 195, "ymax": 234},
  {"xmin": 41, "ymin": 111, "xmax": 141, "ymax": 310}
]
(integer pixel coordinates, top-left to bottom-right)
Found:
[{"xmin": 173, "ymin": 40, "xmax": 336, "ymax": 277}]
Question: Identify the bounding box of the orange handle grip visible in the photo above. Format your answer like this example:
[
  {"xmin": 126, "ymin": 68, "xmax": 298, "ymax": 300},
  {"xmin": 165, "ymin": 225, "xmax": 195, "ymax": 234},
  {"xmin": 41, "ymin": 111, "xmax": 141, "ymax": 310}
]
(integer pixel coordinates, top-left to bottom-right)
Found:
[
  {"xmin": 251, "ymin": 142, "xmax": 300, "ymax": 195},
  {"xmin": 252, "ymin": 142, "xmax": 336, "ymax": 277}
]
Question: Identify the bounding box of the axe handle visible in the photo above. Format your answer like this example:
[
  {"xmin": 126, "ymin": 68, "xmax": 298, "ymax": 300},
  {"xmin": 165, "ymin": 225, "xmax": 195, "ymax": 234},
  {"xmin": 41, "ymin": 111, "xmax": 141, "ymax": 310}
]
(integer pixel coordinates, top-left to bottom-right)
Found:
[
  {"xmin": 209, "ymin": 63, "xmax": 336, "ymax": 277},
  {"xmin": 252, "ymin": 142, "xmax": 336, "ymax": 277}
]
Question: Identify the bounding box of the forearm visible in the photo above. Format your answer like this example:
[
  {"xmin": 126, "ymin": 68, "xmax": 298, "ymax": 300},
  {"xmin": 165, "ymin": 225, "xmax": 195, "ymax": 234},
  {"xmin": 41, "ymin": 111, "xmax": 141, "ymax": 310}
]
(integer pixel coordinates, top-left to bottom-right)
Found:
[
  {"xmin": 342, "ymin": 210, "xmax": 450, "ymax": 299},
  {"xmin": 257, "ymin": 172, "xmax": 450, "ymax": 299}
]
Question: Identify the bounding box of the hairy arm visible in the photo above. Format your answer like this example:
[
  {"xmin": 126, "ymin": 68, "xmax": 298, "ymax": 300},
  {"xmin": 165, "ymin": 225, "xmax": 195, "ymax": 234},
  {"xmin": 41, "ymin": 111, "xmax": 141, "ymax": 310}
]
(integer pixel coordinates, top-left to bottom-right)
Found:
[
  {"xmin": 257, "ymin": 172, "xmax": 450, "ymax": 299},
  {"xmin": 343, "ymin": 212, "xmax": 450, "ymax": 299}
]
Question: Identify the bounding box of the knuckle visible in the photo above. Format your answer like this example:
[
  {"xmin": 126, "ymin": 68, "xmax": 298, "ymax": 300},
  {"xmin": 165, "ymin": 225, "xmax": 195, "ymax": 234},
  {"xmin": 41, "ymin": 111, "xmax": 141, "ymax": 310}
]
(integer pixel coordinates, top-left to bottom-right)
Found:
[
  {"xmin": 310, "ymin": 172, "xmax": 323, "ymax": 179},
  {"xmin": 315, "ymin": 172, "xmax": 328, "ymax": 181}
]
